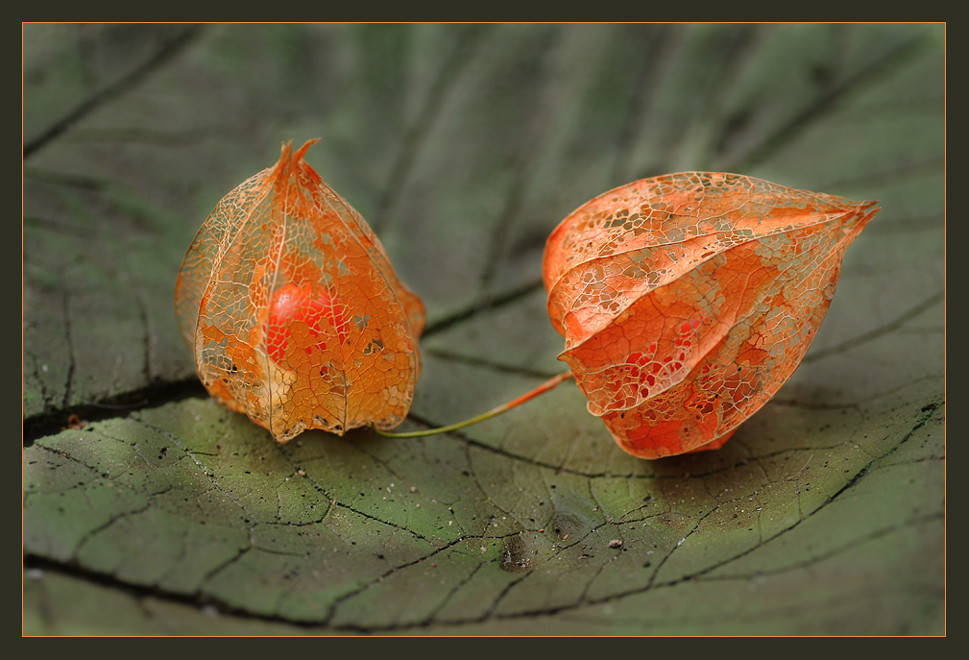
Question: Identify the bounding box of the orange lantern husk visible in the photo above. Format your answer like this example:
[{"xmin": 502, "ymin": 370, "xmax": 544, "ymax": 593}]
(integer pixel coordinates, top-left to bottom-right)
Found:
[
  {"xmin": 175, "ymin": 140, "xmax": 425, "ymax": 442},
  {"xmin": 543, "ymin": 172, "xmax": 878, "ymax": 459}
]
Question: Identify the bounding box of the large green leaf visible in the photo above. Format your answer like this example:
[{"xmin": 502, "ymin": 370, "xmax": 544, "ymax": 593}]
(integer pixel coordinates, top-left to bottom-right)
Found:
[{"xmin": 23, "ymin": 23, "xmax": 945, "ymax": 635}]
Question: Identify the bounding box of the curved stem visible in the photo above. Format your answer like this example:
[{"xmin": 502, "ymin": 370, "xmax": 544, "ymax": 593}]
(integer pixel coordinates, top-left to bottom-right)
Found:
[{"xmin": 373, "ymin": 370, "xmax": 574, "ymax": 438}]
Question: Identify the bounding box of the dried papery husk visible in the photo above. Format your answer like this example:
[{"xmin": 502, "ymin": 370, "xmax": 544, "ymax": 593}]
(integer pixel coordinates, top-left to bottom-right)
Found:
[
  {"xmin": 543, "ymin": 172, "xmax": 878, "ymax": 459},
  {"xmin": 175, "ymin": 140, "xmax": 425, "ymax": 442}
]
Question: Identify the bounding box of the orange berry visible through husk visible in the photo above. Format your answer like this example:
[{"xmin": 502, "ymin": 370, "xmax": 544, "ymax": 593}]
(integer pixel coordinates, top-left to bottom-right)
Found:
[{"xmin": 175, "ymin": 139, "xmax": 425, "ymax": 442}]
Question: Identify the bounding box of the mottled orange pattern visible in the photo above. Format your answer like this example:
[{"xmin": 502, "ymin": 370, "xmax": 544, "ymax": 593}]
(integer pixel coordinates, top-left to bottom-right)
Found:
[
  {"xmin": 175, "ymin": 140, "xmax": 425, "ymax": 442},
  {"xmin": 543, "ymin": 173, "xmax": 878, "ymax": 459}
]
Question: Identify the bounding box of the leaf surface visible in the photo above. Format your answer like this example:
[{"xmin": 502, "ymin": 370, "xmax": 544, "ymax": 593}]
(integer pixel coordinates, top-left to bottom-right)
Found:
[{"xmin": 23, "ymin": 23, "xmax": 945, "ymax": 635}]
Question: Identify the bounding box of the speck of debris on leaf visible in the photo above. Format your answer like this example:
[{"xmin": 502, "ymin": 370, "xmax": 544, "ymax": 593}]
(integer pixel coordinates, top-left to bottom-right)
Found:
[{"xmin": 608, "ymin": 539, "xmax": 623, "ymax": 549}]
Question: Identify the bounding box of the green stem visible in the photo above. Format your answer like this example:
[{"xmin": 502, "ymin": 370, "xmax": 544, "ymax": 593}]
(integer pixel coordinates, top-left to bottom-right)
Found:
[{"xmin": 373, "ymin": 370, "xmax": 574, "ymax": 438}]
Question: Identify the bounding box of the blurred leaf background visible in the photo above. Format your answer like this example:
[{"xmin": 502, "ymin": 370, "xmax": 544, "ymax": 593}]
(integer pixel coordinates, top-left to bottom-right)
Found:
[{"xmin": 23, "ymin": 23, "xmax": 944, "ymax": 635}]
